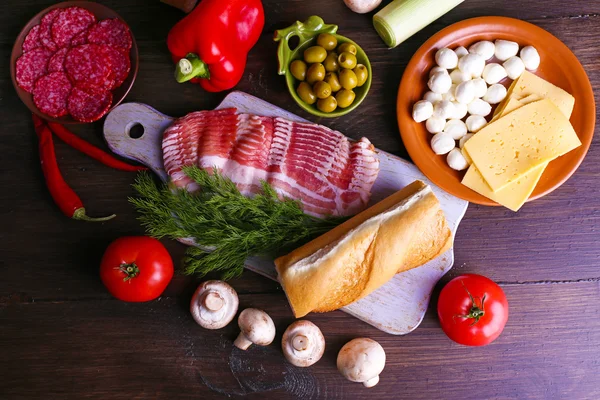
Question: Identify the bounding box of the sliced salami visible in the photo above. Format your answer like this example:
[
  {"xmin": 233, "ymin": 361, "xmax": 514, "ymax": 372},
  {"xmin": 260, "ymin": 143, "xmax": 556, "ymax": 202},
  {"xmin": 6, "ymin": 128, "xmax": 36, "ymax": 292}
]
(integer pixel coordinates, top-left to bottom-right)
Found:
[
  {"xmin": 51, "ymin": 6, "xmax": 96, "ymax": 48},
  {"xmin": 68, "ymin": 85, "xmax": 113, "ymax": 122},
  {"xmin": 33, "ymin": 72, "xmax": 72, "ymax": 118},
  {"xmin": 15, "ymin": 47, "xmax": 54, "ymax": 93},
  {"xmin": 70, "ymin": 28, "xmax": 89, "ymax": 46},
  {"xmin": 48, "ymin": 47, "xmax": 68, "ymax": 73},
  {"xmin": 99, "ymin": 45, "xmax": 131, "ymax": 90},
  {"xmin": 64, "ymin": 44, "xmax": 112, "ymax": 89},
  {"xmin": 87, "ymin": 18, "xmax": 132, "ymax": 51},
  {"xmin": 39, "ymin": 8, "xmax": 62, "ymax": 51},
  {"xmin": 22, "ymin": 24, "xmax": 42, "ymax": 53}
]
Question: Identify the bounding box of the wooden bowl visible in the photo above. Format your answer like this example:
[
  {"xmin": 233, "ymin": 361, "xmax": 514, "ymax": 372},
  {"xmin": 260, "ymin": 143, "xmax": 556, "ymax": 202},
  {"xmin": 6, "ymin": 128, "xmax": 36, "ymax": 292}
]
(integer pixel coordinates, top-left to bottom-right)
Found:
[
  {"xmin": 397, "ymin": 16, "xmax": 596, "ymax": 206},
  {"xmin": 10, "ymin": 1, "xmax": 138, "ymax": 124}
]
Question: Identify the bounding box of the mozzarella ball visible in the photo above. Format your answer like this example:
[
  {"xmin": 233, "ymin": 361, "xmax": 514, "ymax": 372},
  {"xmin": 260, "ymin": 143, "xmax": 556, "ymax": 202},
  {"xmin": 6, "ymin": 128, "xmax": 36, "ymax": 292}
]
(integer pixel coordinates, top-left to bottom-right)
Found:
[
  {"xmin": 459, "ymin": 133, "xmax": 474, "ymax": 149},
  {"xmin": 423, "ymin": 91, "xmax": 443, "ymax": 104},
  {"xmin": 482, "ymin": 63, "xmax": 508, "ymax": 85},
  {"xmin": 428, "ymin": 72, "xmax": 453, "ymax": 94},
  {"xmin": 454, "ymin": 46, "xmax": 469, "ymax": 58},
  {"xmin": 433, "ymin": 100, "xmax": 455, "ymax": 119},
  {"xmin": 472, "ymin": 78, "xmax": 488, "ymax": 98},
  {"xmin": 426, "ymin": 116, "xmax": 446, "ymax": 133},
  {"xmin": 431, "ymin": 133, "xmax": 455, "ymax": 155},
  {"xmin": 466, "ymin": 115, "xmax": 487, "ymax": 132},
  {"xmin": 454, "ymin": 80, "xmax": 476, "ymax": 104},
  {"xmin": 458, "ymin": 53, "xmax": 485, "ymax": 78},
  {"xmin": 494, "ymin": 39, "xmax": 519, "ymax": 61},
  {"xmin": 467, "ymin": 98, "xmax": 492, "ymax": 116},
  {"xmin": 442, "ymin": 84, "xmax": 456, "ymax": 101},
  {"xmin": 450, "ymin": 68, "xmax": 471, "ymax": 84},
  {"xmin": 435, "ymin": 48, "xmax": 459, "ymax": 69},
  {"xmin": 483, "ymin": 84, "xmax": 507, "ymax": 105},
  {"xmin": 413, "ymin": 100, "xmax": 434, "ymax": 122},
  {"xmin": 429, "ymin": 66, "xmax": 448, "ymax": 77},
  {"xmin": 444, "ymin": 119, "xmax": 468, "ymax": 140},
  {"xmin": 451, "ymin": 101, "xmax": 468, "ymax": 119},
  {"xmin": 520, "ymin": 46, "xmax": 541, "ymax": 70},
  {"xmin": 447, "ymin": 148, "xmax": 469, "ymax": 171},
  {"xmin": 468, "ymin": 41, "xmax": 495, "ymax": 60},
  {"xmin": 503, "ymin": 56, "xmax": 526, "ymax": 80}
]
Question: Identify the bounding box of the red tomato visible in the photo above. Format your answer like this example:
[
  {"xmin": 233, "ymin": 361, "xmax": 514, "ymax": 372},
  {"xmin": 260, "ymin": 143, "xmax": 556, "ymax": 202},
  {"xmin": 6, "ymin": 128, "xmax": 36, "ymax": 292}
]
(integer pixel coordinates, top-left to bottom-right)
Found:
[
  {"xmin": 437, "ymin": 274, "xmax": 508, "ymax": 346},
  {"xmin": 100, "ymin": 236, "xmax": 174, "ymax": 302}
]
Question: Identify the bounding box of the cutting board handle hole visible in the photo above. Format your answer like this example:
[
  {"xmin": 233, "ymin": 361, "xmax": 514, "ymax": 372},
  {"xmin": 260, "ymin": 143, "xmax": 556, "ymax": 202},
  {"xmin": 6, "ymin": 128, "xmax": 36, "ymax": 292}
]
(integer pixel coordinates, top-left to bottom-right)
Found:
[{"xmin": 128, "ymin": 123, "xmax": 145, "ymax": 139}]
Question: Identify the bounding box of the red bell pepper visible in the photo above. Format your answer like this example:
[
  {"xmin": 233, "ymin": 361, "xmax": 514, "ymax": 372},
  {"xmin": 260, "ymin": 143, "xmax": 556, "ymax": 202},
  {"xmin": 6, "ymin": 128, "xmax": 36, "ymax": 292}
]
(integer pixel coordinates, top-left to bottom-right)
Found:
[{"xmin": 167, "ymin": 0, "xmax": 264, "ymax": 92}]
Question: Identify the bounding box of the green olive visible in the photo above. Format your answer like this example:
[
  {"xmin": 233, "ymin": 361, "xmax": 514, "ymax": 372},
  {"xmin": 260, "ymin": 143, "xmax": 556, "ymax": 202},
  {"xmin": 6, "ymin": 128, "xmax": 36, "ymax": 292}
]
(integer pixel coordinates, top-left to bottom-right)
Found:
[
  {"xmin": 353, "ymin": 64, "xmax": 368, "ymax": 87},
  {"xmin": 296, "ymin": 82, "xmax": 317, "ymax": 105},
  {"xmin": 323, "ymin": 52, "xmax": 339, "ymax": 72},
  {"xmin": 313, "ymin": 81, "xmax": 332, "ymax": 99},
  {"xmin": 337, "ymin": 42, "xmax": 357, "ymax": 55},
  {"xmin": 317, "ymin": 33, "xmax": 338, "ymax": 51},
  {"xmin": 306, "ymin": 63, "xmax": 325, "ymax": 85},
  {"xmin": 324, "ymin": 72, "xmax": 342, "ymax": 92},
  {"xmin": 336, "ymin": 89, "xmax": 356, "ymax": 108},
  {"xmin": 338, "ymin": 52, "xmax": 357, "ymax": 69},
  {"xmin": 339, "ymin": 69, "xmax": 358, "ymax": 90},
  {"xmin": 317, "ymin": 96, "xmax": 337, "ymax": 113},
  {"xmin": 290, "ymin": 60, "xmax": 307, "ymax": 81},
  {"xmin": 303, "ymin": 46, "xmax": 327, "ymax": 63}
]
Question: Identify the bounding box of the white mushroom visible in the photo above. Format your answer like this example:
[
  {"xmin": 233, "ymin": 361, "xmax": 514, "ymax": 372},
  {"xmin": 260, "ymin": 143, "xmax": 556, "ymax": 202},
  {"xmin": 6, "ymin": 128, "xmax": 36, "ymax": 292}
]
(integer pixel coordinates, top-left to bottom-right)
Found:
[
  {"xmin": 454, "ymin": 46, "xmax": 469, "ymax": 58},
  {"xmin": 467, "ymin": 98, "xmax": 492, "ymax": 116},
  {"xmin": 458, "ymin": 53, "xmax": 485, "ymax": 78},
  {"xmin": 454, "ymin": 80, "xmax": 475, "ymax": 104},
  {"xmin": 412, "ymin": 100, "xmax": 434, "ymax": 122},
  {"xmin": 494, "ymin": 39, "xmax": 519, "ymax": 61},
  {"xmin": 281, "ymin": 320, "xmax": 325, "ymax": 367},
  {"xmin": 451, "ymin": 101, "xmax": 468, "ymax": 119},
  {"xmin": 441, "ymin": 84, "xmax": 456, "ymax": 102},
  {"xmin": 423, "ymin": 91, "xmax": 442, "ymax": 104},
  {"xmin": 503, "ymin": 56, "xmax": 525, "ymax": 80},
  {"xmin": 483, "ymin": 83, "xmax": 507, "ymax": 105},
  {"xmin": 428, "ymin": 71, "xmax": 452, "ymax": 94},
  {"xmin": 432, "ymin": 100, "xmax": 455, "ymax": 119},
  {"xmin": 471, "ymin": 78, "xmax": 488, "ymax": 98},
  {"xmin": 337, "ymin": 338, "xmax": 386, "ymax": 388},
  {"xmin": 425, "ymin": 116, "xmax": 446, "ymax": 133},
  {"xmin": 447, "ymin": 148, "xmax": 469, "ymax": 171},
  {"xmin": 468, "ymin": 40, "xmax": 495, "ymax": 60},
  {"xmin": 343, "ymin": 0, "xmax": 382, "ymax": 13},
  {"xmin": 430, "ymin": 133, "xmax": 455, "ymax": 155},
  {"xmin": 482, "ymin": 63, "xmax": 508, "ymax": 85},
  {"xmin": 466, "ymin": 115, "xmax": 487, "ymax": 132},
  {"xmin": 450, "ymin": 68, "xmax": 471, "ymax": 84},
  {"xmin": 190, "ymin": 280, "xmax": 239, "ymax": 330},
  {"xmin": 444, "ymin": 119, "xmax": 467, "ymax": 140},
  {"xmin": 459, "ymin": 133, "xmax": 474, "ymax": 149},
  {"xmin": 234, "ymin": 308, "xmax": 276, "ymax": 350},
  {"xmin": 435, "ymin": 48, "xmax": 458, "ymax": 69},
  {"xmin": 429, "ymin": 66, "xmax": 448, "ymax": 77},
  {"xmin": 520, "ymin": 46, "xmax": 540, "ymax": 70}
]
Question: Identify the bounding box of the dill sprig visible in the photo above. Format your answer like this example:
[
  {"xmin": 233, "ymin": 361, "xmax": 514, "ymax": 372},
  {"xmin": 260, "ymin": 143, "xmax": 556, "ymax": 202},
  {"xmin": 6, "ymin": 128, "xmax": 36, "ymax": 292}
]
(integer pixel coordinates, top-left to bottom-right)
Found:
[{"xmin": 129, "ymin": 166, "xmax": 345, "ymax": 280}]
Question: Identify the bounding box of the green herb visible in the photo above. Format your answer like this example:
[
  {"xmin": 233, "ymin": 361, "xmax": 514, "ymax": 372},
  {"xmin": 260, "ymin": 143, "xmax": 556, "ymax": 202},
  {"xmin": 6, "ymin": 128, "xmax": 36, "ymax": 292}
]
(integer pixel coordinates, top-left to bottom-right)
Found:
[{"xmin": 129, "ymin": 166, "xmax": 345, "ymax": 279}]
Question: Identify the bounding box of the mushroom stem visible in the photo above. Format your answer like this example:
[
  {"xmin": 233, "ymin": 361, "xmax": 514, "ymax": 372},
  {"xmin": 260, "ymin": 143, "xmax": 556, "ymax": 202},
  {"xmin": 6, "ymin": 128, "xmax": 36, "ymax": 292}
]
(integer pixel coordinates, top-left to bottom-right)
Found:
[
  {"xmin": 292, "ymin": 334, "xmax": 308, "ymax": 351},
  {"xmin": 203, "ymin": 291, "xmax": 224, "ymax": 311},
  {"xmin": 234, "ymin": 333, "xmax": 253, "ymax": 350},
  {"xmin": 363, "ymin": 376, "xmax": 380, "ymax": 388}
]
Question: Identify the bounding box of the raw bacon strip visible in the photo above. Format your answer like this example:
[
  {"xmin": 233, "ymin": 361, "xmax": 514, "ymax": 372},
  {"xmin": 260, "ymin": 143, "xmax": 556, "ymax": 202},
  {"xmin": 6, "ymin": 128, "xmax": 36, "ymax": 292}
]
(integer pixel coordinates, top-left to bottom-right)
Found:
[
  {"xmin": 68, "ymin": 86, "xmax": 112, "ymax": 122},
  {"xmin": 70, "ymin": 28, "xmax": 88, "ymax": 46},
  {"xmin": 64, "ymin": 44, "xmax": 112, "ymax": 89},
  {"xmin": 87, "ymin": 18, "xmax": 132, "ymax": 51},
  {"xmin": 33, "ymin": 72, "xmax": 72, "ymax": 118},
  {"xmin": 51, "ymin": 6, "xmax": 96, "ymax": 48},
  {"xmin": 39, "ymin": 8, "xmax": 62, "ymax": 51},
  {"xmin": 99, "ymin": 45, "xmax": 131, "ymax": 89},
  {"xmin": 15, "ymin": 47, "xmax": 54, "ymax": 93},
  {"xmin": 48, "ymin": 47, "xmax": 68, "ymax": 73},
  {"xmin": 22, "ymin": 24, "xmax": 42, "ymax": 53}
]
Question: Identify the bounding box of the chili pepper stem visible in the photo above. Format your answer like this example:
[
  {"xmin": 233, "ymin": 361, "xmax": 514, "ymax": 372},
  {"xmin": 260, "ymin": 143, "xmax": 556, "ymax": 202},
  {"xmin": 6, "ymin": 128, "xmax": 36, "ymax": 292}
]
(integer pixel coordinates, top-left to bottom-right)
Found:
[
  {"xmin": 72, "ymin": 207, "xmax": 116, "ymax": 222},
  {"xmin": 175, "ymin": 53, "xmax": 210, "ymax": 83}
]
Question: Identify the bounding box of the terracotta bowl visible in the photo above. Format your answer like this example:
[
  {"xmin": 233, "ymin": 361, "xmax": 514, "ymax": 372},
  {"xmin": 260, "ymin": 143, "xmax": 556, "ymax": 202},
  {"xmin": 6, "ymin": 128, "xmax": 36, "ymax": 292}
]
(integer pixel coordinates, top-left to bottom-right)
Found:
[
  {"xmin": 397, "ymin": 16, "xmax": 596, "ymax": 206},
  {"xmin": 10, "ymin": 1, "xmax": 138, "ymax": 124}
]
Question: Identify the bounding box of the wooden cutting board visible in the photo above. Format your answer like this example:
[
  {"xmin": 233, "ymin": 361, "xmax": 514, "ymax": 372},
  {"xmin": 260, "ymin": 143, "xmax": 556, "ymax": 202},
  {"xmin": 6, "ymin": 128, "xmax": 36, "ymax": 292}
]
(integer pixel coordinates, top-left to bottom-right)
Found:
[{"xmin": 103, "ymin": 91, "xmax": 468, "ymax": 335}]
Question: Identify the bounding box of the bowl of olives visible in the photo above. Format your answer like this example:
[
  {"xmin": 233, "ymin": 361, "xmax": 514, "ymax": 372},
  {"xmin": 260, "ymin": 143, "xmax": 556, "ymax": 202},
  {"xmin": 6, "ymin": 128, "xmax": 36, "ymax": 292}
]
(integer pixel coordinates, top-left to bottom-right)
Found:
[{"xmin": 274, "ymin": 16, "xmax": 372, "ymax": 117}]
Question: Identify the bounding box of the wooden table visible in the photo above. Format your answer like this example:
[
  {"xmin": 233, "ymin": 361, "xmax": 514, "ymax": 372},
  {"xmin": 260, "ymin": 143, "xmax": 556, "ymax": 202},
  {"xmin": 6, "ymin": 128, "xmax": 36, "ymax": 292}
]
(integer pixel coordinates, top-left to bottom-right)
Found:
[{"xmin": 1, "ymin": 1, "xmax": 599, "ymax": 398}]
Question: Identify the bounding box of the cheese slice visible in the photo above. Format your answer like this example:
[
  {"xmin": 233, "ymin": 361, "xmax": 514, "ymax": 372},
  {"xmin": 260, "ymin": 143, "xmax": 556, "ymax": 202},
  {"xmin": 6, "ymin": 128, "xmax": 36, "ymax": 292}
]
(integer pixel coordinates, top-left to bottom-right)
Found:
[
  {"xmin": 491, "ymin": 94, "xmax": 543, "ymax": 123},
  {"xmin": 509, "ymin": 71, "xmax": 575, "ymax": 118},
  {"xmin": 464, "ymin": 99, "xmax": 581, "ymax": 192}
]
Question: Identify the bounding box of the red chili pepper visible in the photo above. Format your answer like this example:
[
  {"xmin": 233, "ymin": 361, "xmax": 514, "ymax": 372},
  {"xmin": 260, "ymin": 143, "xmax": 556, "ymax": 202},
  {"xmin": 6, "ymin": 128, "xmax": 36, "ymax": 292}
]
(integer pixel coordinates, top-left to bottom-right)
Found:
[
  {"xmin": 33, "ymin": 114, "xmax": 115, "ymax": 222},
  {"xmin": 47, "ymin": 122, "xmax": 147, "ymax": 172},
  {"xmin": 167, "ymin": 0, "xmax": 265, "ymax": 92}
]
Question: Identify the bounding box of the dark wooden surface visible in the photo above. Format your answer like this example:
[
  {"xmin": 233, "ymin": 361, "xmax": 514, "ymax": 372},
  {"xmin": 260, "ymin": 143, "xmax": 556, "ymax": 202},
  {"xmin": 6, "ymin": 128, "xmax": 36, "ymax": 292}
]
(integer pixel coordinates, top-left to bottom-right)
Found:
[{"xmin": 1, "ymin": 1, "xmax": 599, "ymax": 399}]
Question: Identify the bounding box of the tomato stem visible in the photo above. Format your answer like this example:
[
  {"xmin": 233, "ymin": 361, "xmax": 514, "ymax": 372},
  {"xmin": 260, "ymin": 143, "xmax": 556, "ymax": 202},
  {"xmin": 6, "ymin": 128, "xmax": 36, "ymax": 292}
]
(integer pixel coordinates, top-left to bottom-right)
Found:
[
  {"xmin": 117, "ymin": 263, "xmax": 140, "ymax": 282},
  {"xmin": 454, "ymin": 281, "xmax": 486, "ymax": 325}
]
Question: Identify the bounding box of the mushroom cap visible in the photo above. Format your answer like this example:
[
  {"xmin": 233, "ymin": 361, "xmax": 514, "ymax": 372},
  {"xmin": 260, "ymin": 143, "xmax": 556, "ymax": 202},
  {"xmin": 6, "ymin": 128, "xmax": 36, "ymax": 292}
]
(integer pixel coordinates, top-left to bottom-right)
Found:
[
  {"xmin": 190, "ymin": 280, "xmax": 239, "ymax": 329},
  {"xmin": 238, "ymin": 308, "xmax": 276, "ymax": 346},
  {"xmin": 282, "ymin": 320, "xmax": 325, "ymax": 367},
  {"xmin": 337, "ymin": 338, "xmax": 386, "ymax": 385}
]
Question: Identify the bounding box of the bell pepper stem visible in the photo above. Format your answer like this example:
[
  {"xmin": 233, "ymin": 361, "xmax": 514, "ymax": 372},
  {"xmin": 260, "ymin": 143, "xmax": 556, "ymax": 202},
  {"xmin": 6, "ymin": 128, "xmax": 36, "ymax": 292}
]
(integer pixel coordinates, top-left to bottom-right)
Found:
[
  {"xmin": 175, "ymin": 53, "xmax": 210, "ymax": 83},
  {"xmin": 72, "ymin": 207, "xmax": 116, "ymax": 222}
]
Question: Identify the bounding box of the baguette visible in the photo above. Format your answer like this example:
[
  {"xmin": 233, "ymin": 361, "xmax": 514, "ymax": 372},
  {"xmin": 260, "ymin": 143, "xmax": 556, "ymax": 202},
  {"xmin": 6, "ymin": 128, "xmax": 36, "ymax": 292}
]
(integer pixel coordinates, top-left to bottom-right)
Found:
[{"xmin": 275, "ymin": 181, "xmax": 452, "ymax": 318}]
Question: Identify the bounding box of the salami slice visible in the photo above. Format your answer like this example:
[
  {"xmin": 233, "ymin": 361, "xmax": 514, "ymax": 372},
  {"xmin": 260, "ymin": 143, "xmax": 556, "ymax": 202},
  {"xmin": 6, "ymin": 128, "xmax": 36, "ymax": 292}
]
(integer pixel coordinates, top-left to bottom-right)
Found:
[
  {"xmin": 51, "ymin": 6, "xmax": 96, "ymax": 49},
  {"xmin": 39, "ymin": 8, "xmax": 62, "ymax": 51},
  {"xmin": 64, "ymin": 44, "xmax": 112, "ymax": 89},
  {"xmin": 68, "ymin": 86, "xmax": 113, "ymax": 122},
  {"xmin": 70, "ymin": 28, "xmax": 88, "ymax": 46},
  {"xmin": 15, "ymin": 47, "xmax": 54, "ymax": 93},
  {"xmin": 99, "ymin": 45, "xmax": 131, "ymax": 90},
  {"xmin": 33, "ymin": 72, "xmax": 72, "ymax": 118},
  {"xmin": 48, "ymin": 47, "xmax": 68, "ymax": 73},
  {"xmin": 87, "ymin": 18, "xmax": 132, "ymax": 51},
  {"xmin": 22, "ymin": 24, "xmax": 42, "ymax": 53}
]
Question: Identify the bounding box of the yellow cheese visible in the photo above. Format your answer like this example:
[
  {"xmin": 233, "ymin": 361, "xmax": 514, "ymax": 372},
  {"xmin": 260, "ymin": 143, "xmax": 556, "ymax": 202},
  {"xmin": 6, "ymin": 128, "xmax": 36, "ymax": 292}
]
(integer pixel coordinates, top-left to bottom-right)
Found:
[
  {"xmin": 491, "ymin": 94, "xmax": 544, "ymax": 122},
  {"xmin": 461, "ymin": 147, "xmax": 472, "ymax": 164},
  {"xmin": 510, "ymin": 71, "xmax": 575, "ymax": 118},
  {"xmin": 464, "ymin": 99, "xmax": 581, "ymax": 192}
]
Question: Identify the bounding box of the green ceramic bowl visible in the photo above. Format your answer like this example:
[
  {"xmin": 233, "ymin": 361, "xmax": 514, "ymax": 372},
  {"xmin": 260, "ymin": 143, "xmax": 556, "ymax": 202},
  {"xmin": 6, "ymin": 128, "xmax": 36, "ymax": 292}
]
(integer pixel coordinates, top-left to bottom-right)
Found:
[{"xmin": 275, "ymin": 16, "xmax": 372, "ymax": 118}]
